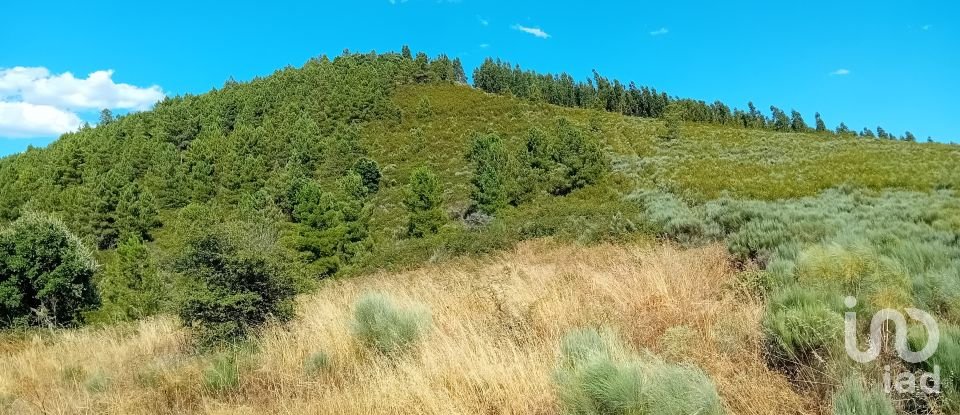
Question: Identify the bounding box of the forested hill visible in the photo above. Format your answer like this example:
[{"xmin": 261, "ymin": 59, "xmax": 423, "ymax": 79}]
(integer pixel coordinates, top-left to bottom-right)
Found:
[{"xmin": 0, "ymin": 48, "xmax": 957, "ymax": 327}]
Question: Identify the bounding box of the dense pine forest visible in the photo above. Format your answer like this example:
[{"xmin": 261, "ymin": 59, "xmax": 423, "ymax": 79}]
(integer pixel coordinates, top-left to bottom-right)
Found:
[{"xmin": 1, "ymin": 48, "xmax": 959, "ymax": 414}]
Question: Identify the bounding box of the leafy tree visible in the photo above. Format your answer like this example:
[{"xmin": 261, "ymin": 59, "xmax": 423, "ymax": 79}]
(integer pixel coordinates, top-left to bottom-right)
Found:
[
  {"xmin": 176, "ymin": 229, "xmax": 295, "ymax": 346},
  {"xmin": 0, "ymin": 213, "xmax": 99, "ymax": 328},
  {"xmin": 404, "ymin": 167, "xmax": 444, "ymax": 237}
]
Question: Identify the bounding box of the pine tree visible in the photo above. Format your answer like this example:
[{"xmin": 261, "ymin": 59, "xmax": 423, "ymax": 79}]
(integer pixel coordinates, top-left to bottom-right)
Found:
[
  {"xmin": 99, "ymin": 109, "xmax": 114, "ymax": 125},
  {"xmin": 452, "ymin": 58, "xmax": 467, "ymax": 84},
  {"xmin": 401, "ymin": 45, "xmax": 412, "ymax": 60},
  {"xmin": 115, "ymin": 183, "xmax": 160, "ymax": 242},
  {"xmin": 790, "ymin": 110, "xmax": 808, "ymax": 132},
  {"xmin": 814, "ymin": 112, "xmax": 827, "ymax": 132},
  {"xmin": 404, "ymin": 167, "xmax": 444, "ymax": 237},
  {"xmin": 467, "ymin": 133, "xmax": 510, "ymax": 214},
  {"xmin": 770, "ymin": 106, "xmax": 790, "ymax": 131}
]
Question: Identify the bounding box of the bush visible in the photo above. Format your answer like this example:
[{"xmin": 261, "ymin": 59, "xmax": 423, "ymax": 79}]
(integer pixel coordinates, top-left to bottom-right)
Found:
[
  {"xmin": 304, "ymin": 351, "xmax": 331, "ymax": 377},
  {"xmin": 176, "ymin": 230, "xmax": 295, "ymax": 346},
  {"xmin": 404, "ymin": 167, "xmax": 445, "ymax": 237},
  {"xmin": 203, "ymin": 352, "xmax": 241, "ymax": 393},
  {"xmin": 352, "ymin": 157, "xmax": 382, "ymax": 195},
  {"xmin": 351, "ymin": 292, "xmax": 431, "ymax": 354},
  {"xmin": 0, "ymin": 212, "xmax": 99, "ymax": 328},
  {"xmin": 911, "ymin": 324, "xmax": 960, "ymax": 412},
  {"xmin": 763, "ymin": 286, "xmax": 843, "ymax": 361},
  {"xmin": 832, "ymin": 378, "xmax": 895, "ymax": 415},
  {"xmin": 554, "ymin": 328, "xmax": 724, "ymax": 415}
]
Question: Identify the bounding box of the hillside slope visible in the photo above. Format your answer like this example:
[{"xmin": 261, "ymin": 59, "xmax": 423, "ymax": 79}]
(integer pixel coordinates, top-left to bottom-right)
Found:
[{"xmin": 1, "ymin": 50, "xmax": 960, "ymax": 414}]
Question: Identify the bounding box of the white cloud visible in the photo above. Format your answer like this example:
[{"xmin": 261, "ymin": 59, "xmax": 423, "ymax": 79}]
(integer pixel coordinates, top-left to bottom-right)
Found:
[
  {"xmin": 478, "ymin": 16, "xmax": 489, "ymax": 26},
  {"xmin": 921, "ymin": 24, "xmax": 932, "ymax": 31},
  {"xmin": 830, "ymin": 68, "xmax": 851, "ymax": 76},
  {"xmin": 0, "ymin": 66, "xmax": 164, "ymax": 138},
  {"xmin": 388, "ymin": 0, "xmax": 408, "ymax": 4},
  {"xmin": 512, "ymin": 24, "xmax": 550, "ymax": 39},
  {"xmin": 0, "ymin": 66, "xmax": 164, "ymax": 111},
  {"xmin": 479, "ymin": 43, "xmax": 490, "ymax": 49},
  {"xmin": 649, "ymin": 27, "xmax": 669, "ymax": 36},
  {"xmin": 0, "ymin": 102, "xmax": 82, "ymax": 138}
]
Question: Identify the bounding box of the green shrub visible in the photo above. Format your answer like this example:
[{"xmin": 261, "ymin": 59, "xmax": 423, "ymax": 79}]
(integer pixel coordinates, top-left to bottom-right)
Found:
[
  {"xmin": 630, "ymin": 190, "xmax": 706, "ymax": 244},
  {"xmin": 352, "ymin": 157, "xmax": 382, "ymax": 194},
  {"xmin": 304, "ymin": 351, "xmax": 331, "ymax": 377},
  {"xmin": 643, "ymin": 362, "xmax": 724, "ymax": 415},
  {"xmin": 911, "ymin": 324, "xmax": 960, "ymax": 412},
  {"xmin": 203, "ymin": 353, "xmax": 241, "ymax": 393},
  {"xmin": 832, "ymin": 378, "xmax": 896, "ymax": 415},
  {"xmin": 351, "ymin": 292, "xmax": 431, "ymax": 354},
  {"xmin": 554, "ymin": 328, "xmax": 724, "ymax": 415},
  {"xmin": 763, "ymin": 286, "xmax": 843, "ymax": 360},
  {"xmin": 94, "ymin": 235, "xmax": 169, "ymax": 322},
  {"xmin": 0, "ymin": 212, "xmax": 99, "ymax": 328},
  {"xmin": 177, "ymin": 230, "xmax": 295, "ymax": 347},
  {"xmin": 84, "ymin": 371, "xmax": 110, "ymax": 393}
]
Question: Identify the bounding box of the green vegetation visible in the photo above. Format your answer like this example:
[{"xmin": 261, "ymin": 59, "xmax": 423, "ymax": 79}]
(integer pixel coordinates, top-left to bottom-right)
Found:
[
  {"xmin": 554, "ymin": 328, "xmax": 724, "ymax": 415},
  {"xmin": 176, "ymin": 229, "xmax": 295, "ymax": 346},
  {"xmin": 832, "ymin": 378, "xmax": 896, "ymax": 415},
  {"xmin": 0, "ymin": 212, "xmax": 99, "ymax": 328},
  {"xmin": 404, "ymin": 167, "xmax": 445, "ymax": 237},
  {"xmin": 2, "ymin": 47, "xmax": 959, "ymax": 412},
  {"xmin": 351, "ymin": 292, "xmax": 431, "ymax": 355}
]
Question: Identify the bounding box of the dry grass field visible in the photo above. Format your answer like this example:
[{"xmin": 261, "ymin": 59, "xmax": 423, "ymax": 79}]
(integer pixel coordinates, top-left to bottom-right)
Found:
[{"xmin": 0, "ymin": 241, "xmax": 810, "ymax": 414}]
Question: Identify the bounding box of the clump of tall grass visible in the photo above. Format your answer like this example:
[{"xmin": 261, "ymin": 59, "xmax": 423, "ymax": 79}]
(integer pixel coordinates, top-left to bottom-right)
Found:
[
  {"xmin": 84, "ymin": 371, "xmax": 110, "ymax": 393},
  {"xmin": 832, "ymin": 377, "xmax": 896, "ymax": 415},
  {"xmin": 351, "ymin": 292, "xmax": 432, "ymax": 355},
  {"xmin": 554, "ymin": 328, "xmax": 724, "ymax": 415},
  {"xmin": 911, "ymin": 324, "xmax": 960, "ymax": 412},
  {"xmin": 304, "ymin": 351, "xmax": 331, "ymax": 377},
  {"xmin": 203, "ymin": 352, "xmax": 242, "ymax": 393},
  {"xmin": 762, "ymin": 286, "xmax": 843, "ymax": 361}
]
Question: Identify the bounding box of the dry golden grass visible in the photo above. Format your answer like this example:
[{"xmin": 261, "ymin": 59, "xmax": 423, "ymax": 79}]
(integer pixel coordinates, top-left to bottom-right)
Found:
[{"xmin": 0, "ymin": 241, "xmax": 811, "ymax": 414}]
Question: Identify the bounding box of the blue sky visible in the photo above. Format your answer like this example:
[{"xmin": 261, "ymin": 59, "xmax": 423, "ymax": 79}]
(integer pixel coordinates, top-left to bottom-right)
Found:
[{"xmin": 1, "ymin": 0, "xmax": 957, "ymax": 156}]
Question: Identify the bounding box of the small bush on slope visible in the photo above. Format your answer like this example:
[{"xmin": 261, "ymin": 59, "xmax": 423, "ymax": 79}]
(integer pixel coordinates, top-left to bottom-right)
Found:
[
  {"xmin": 554, "ymin": 327, "xmax": 724, "ymax": 415},
  {"xmin": 832, "ymin": 378, "xmax": 896, "ymax": 415},
  {"xmin": 177, "ymin": 229, "xmax": 296, "ymax": 347},
  {"xmin": 351, "ymin": 292, "xmax": 431, "ymax": 354}
]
